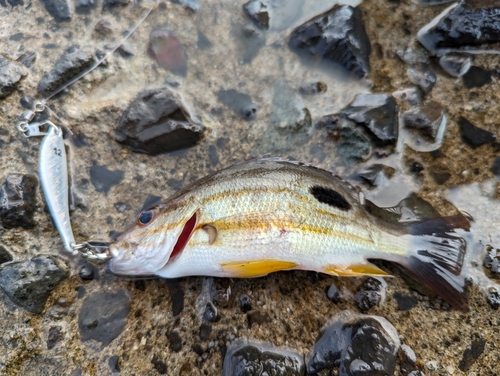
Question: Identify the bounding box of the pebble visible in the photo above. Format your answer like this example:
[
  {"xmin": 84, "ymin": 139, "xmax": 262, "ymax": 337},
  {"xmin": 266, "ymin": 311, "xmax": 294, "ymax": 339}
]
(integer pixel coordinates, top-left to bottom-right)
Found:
[
  {"xmin": 392, "ymin": 87, "xmax": 423, "ymax": 107},
  {"xmin": 89, "ymin": 165, "xmax": 124, "ymax": 194},
  {"xmin": 439, "ymin": 54, "xmax": 471, "ymax": 78},
  {"xmin": 462, "ymin": 66, "xmax": 492, "ymax": 89},
  {"xmin": 358, "ymin": 164, "xmax": 395, "ymax": 187},
  {"xmin": 490, "ymin": 157, "xmax": 500, "ymax": 176},
  {"xmin": 486, "ymin": 287, "xmax": 500, "ymax": 309},
  {"xmin": 0, "ymin": 244, "xmax": 13, "ymax": 265},
  {"xmin": 239, "ymin": 294, "xmax": 252, "ymax": 313},
  {"xmin": 354, "ymin": 277, "xmax": 386, "ymax": 312},
  {"xmin": 289, "ymin": 5, "xmax": 371, "ymax": 78},
  {"xmin": 217, "ymin": 89, "xmax": 258, "ymax": 121},
  {"xmin": 0, "ymin": 255, "xmax": 69, "ymax": 314},
  {"xmin": 115, "ymin": 87, "xmax": 205, "ymax": 155},
  {"xmin": 246, "ymin": 311, "xmax": 268, "ymax": 328},
  {"xmin": 299, "ymin": 81, "xmax": 327, "ymax": 96},
  {"xmin": 148, "ymin": 29, "xmax": 187, "ymax": 76},
  {"xmin": 402, "ymin": 100, "xmax": 446, "ymax": 141},
  {"xmin": 393, "ymin": 291, "xmax": 418, "ymax": 311},
  {"xmin": 458, "ymin": 116, "xmax": 496, "ymax": 148},
  {"xmin": 40, "ymin": 0, "xmax": 72, "ymax": 22},
  {"xmin": 0, "ymin": 54, "xmax": 28, "ymax": 99},
  {"xmin": 338, "ymin": 123, "xmax": 372, "ymax": 165},
  {"xmin": 243, "ymin": 0, "xmax": 270, "ymax": 29},
  {"xmin": 426, "ymin": 360, "xmax": 438, "ymax": 370},
  {"xmin": 407, "ymin": 63, "xmax": 436, "ymax": 94},
  {"xmin": 458, "ymin": 334, "xmax": 486, "ymax": 372},
  {"xmin": 170, "ymin": 0, "xmax": 199, "ymax": 12},
  {"xmin": 47, "ymin": 326, "xmax": 64, "ymax": 349}
]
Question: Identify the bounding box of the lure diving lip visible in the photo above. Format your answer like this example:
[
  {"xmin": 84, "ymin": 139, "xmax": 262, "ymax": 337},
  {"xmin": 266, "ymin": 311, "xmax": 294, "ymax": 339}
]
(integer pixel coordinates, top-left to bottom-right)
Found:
[{"xmin": 108, "ymin": 158, "xmax": 472, "ymax": 310}]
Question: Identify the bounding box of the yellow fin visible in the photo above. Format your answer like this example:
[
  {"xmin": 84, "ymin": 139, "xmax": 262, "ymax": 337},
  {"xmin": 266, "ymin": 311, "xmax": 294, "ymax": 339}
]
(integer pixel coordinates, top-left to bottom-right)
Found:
[
  {"xmin": 220, "ymin": 259, "xmax": 298, "ymax": 278},
  {"xmin": 325, "ymin": 263, "xmax": 390, "ymax": 277}
]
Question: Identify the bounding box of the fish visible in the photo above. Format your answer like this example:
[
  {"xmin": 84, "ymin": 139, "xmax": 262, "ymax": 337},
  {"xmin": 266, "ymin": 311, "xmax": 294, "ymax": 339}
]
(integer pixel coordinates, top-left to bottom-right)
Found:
[{"xmin": 108, "ymin": 158, "xmax": 471, "ymax": 309}]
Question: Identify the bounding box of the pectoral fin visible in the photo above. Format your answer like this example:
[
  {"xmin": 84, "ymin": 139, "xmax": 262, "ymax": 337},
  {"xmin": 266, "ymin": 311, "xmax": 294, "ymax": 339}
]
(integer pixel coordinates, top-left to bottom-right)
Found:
[
  {"xmin": 324, "ymin": 263, "xmax": 390, "ymax": 277},
  {"xmin": 220, "ymin": 259, "xmax": 298, "ymax": 278}
]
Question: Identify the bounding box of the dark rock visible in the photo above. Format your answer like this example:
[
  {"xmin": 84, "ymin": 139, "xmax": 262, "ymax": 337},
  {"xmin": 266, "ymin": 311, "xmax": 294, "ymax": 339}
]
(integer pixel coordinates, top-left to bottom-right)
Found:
[
  {"xmin": 79, "ymin": 264, "xmax": 95, "ymax": 280},
  {"xmin": 94, "ymin": 20, "xmax": 113, "ymax": 35},
  {"xmin": 192, "ymin": 343, "xmax": 204, "ymax": 356},
  {"xmin": 208, "ymin": 144, "xmax": 219, "ymax": 166},
  {"xmin": 458, "ymin": 334, "xmax": 486, "ymax": 372},
  {"xmin": 40, "ymin": 0, "xmax": 72, "ymax": 21},
  {"xmin": 429, "ymin": 165, "xmax": 451, "ymax": 185},
  {"xmin": 197, "ymin": 29, "xmax": 212, "ymax": 50},
  {"xmin": 115, "ymin": 88, "xmax": 205, "ymax": 155},
  {"xmin": 407, "ymin": 63, "xmax": 436, "ymax": 94},
  {"xmin": 102, "ymin": 0, "xmax": 129, "ymax": 9},
  {"xmin": 462, "ymin": 66, "xmax": 492, "ymax": 88},
  {"xmin": 490, "ymin": 157, "xmax": 500, "ymax": 176},
  {"xmin": 396, "ymin": 48, "xmax": 428, "ymax": 65},
  {"xmin": 326, "ymin": 283, "xmax": 343, "ymax": 304},
  {"xmin": 341, "ymin": 94, "xmax": 398, "ymax": 145},
  {"xmin": 358, "ymin": 164, "xmax": 395, "ymax": 187},
  {"xmin": 75, "ymin": 0, "xmax": 96, "ymax": 13},
  {"xmin": 47, "ymin": 326, "xmax": 64, "ymax": 349},
  {"xmin": 486, "ymin": 287, "xmax": 500, "ymax": 309},
  {"xmin": 392, "ymin": 87, "xmax": 423, "ymax": 107},
  {"xmin": 483, "ymin": 246, "xmax": 500, "ymax": 274},
  {"xmin": 20, "ymin": 95, "xmax": 36, "ymax": 109},
  {"xmin": 0, "ymin": 174, "xmax": 38, "ymax": 229},
  {"xmin": 0, "ymin": 54, "xmax": 27, "ymax": 99},
  {"xmin": 289, "ymin": 5, "xmax": 371, "ymax": 78},
  {"xmin": 117, "ymin": 44, "xmax": 135, "ymax": 58},
  {"xmin": 217, "ymin": 89, "xmax": 258, "ymax": 120},
  {"xmin": 78, "ymin": 290, "xmax": 130, "ymax": 347},
  {"xmin": 354, "ymin": 277, "xmax": 385, "ymax": 312},
  {"xmin": 299, "ymin": 81, "xmax": 327, "ymax": 95},
  {"xmin": 151, "ymin": 355, "xmax": 168, "ymax": 374},
  {"xmin": 239, "ymin": 294, "xmax": 252, "ymax": 313},
  {"xmin": 9, "ymin": 32, "xmax": 23, "ymax": 41},
  {"xmin": 170, "ymin": 0, "xmax": 198, "ymax": 11},
  {"xmin": 148, "ymin": 29, "xmax": 187, "ymax": 76},
  {"xmin": 439, "ymin": 54, "xmax": 471, "ymax": 77},
  {"xmin": 338, "ymin": 124, "xmax": 371, "ymax": 165},
  {"xmin": 247, "ymin": 311, "xmax": 268, "ymax": 328},
  {"xmin": 167, "ymin": 330, "xmax": 183, "ymax": 352},
  {"xmin": 199, "ymin": 323, "xmax": 212, "ymax": 340},
  {"xmin": 0, "ymin": 244, "xmax": 13, "ymax": 264},
  {"xmin": 402, "ymin": 101, "xmax": 446, "ymax": 141},
  {"xmin": 37, "ymin": 47, "xmax": 95, "ymax": 96},
  {"xmin": 203, "ymin": 301, "xmax": 219, "ymax": 322},
  {"xmin": 0, "ymin": 255, "xmax": 69, "ymax": 314},
  {"xmin": 243, "ymin": 0, "xmax": 270, "ymax": 29},
  {"xmin": 223, "ymin": 339, "xmax": 305, "ymax": 376},
  {"xmin": 393, "ymin": 292, "xmax": 418, "ymax": 310},
  {"xmin": 399, "ymin": 344, "xmax": 423, "ymax": 375},
  {"xmin": 457, "ymin": 116, "xmax": 496, "ymax": 148},
  {"xmin": 166, "ymin": 279, "xmax": 184, "ymax": 316},
  {"xmin": 108, "ymin": 356, "xmax": 120, "ymax": 372},
  {"xmin": 306, "ymin": 311, "xmax": 400, "ymax": 375},
  {"xmin": 89, "ymin": 165, "xmax": 124, "ymax": 194},
  {"xmin": 418, "ymin": 2, "xmax": 500, "ymax": 53},
  {"xmin": 17, "ymin": 51, "xmax": 37, "ymax": 68}
]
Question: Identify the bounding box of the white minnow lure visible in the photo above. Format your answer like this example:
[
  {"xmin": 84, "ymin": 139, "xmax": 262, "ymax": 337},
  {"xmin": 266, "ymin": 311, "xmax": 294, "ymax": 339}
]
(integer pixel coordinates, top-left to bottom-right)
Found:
[
  {"xmin": 109, "ymin": 159, "xmax": 472, "ymax": 309},
  {"xmin": 39, "ymin": 125, "xmax": 77, "ymax": 254}
]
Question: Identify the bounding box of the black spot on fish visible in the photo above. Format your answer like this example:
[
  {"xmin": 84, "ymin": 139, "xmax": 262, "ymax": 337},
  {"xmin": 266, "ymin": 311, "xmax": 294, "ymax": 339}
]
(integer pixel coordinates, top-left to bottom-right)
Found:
[{"xmin": 309, "ymin": 185, "xmax": 351, "ymax": 211}]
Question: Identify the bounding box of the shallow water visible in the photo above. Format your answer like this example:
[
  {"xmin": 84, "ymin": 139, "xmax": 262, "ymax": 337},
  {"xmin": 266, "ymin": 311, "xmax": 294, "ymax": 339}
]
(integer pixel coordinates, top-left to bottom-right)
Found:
[{"xmin": 2, "ymin": 0, "xmax": 500, "ymax": 375}]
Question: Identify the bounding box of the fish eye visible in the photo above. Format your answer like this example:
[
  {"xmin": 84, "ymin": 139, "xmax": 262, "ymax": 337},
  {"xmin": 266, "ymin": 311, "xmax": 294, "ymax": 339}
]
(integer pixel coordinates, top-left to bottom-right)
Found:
[{"xmin": 137, "ymin": 208, "xmax": 158, "ymax": 227}]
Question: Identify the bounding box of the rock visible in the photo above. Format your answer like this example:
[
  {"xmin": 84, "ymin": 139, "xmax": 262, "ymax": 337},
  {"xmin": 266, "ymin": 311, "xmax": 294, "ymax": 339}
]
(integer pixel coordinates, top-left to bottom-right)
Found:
[
  {"xmin": 199, "ymin": 323, "xmax": 212, "ymax": 340},
  {"xmin": 108, "ymin": 356, "xmax": 120, "ymax": 372},
  {"xmin": 354, "ymin": 277, "xmax": 386, "ymax": 312},
  {"xmin": 166, "ymin": 279, "xmax": 184, "ymax": 316},
  {"xmin": 483, "ymin": 246, "xmax": 500, "ymax": 274},
  {"xmin": 0, "ymin": 244, "xmax": 13, "ymax": 264},
  {"xmin": 102, "ymin": 0, "xmax": 129, "ymax": 9},
  {"xmin": 238, "ymin": 25, "xmax": 266, "ymax": 64},
  {"xmin": 167, "ymin": 330, "xmax": 183, "ymax": 352},
  {"xmin": 486, "ymin": 287, "xmax": 500, "ymax": 309},
  {"xmin": 78, "ymin": 264, "xmax": 95, "ymax": 280},
  {"xmin": 243, "ymin": 0, "xmax": 269, "ymax": 29},
  {"xmin": 217, "ymin": 89, "xmax": 258, "ymax": 120},
  {"xmin": 338, "ymin": 123, "xmax": 372, "ymax": 164},
  {"xmin": 402, "ymin": 100, "xmax": 446, "ymax": 141},
  {"xmin": 407, "ymin": 63, "xmax": 436, "ymax": 94},
  {"xmin": 299, "ymin": 81, "xmax": 327, "ymax": 95},
  {"xmin": 341, "ymin": 94, "xmax": 398, "ymax": 145},
  {"xmin": 151, "ymin": 355, "xmax": 168, "ymax": 374},
  {"xmin": 47, "ymin": 326, "xmax": 64, "ymax": 349},
  {"xmin": 289, "ymin": 5, "xmax": 371, "ymax": 78},
  {"xmin": 78, "ymin": 290, "xmax": 130, "ymax": 347},
  {"xmin": 396, "ymin": 48, "xmax": 428, "ymax": 65},
  {"xmin": 40, "ymin": 0, "xmax": 72, "ymax": 22},
  {"xmin": 271, "ymin": 80, "xmax": 311, "ymax": 133},
  {"xmin": 223, "ymin": 339, "xmax": 305, "ymax": 376},
  {"xmin": 457, "ymin": 116, "xmax": 496, "ymax": 148},
  {"xmin": 148, "ymin": 29, "xmax": 187, "ymax": 76},
  {"xmin": 0, "ymin": 174, "xmax": 38, "ymax": 229},
  {"xmin": 89, "ymin": 165, "xmax": 124, "ymax": 194},
  {"xmin": 429, "ymin": 165, "xmax": 451, "ymax": 185},
  {"xmin": 239, "ymin": 294, "xmax": 252, "ymax": 313},
  {"xmin": 0, "ymin": 255, "xmax": 69, "ymax": 314},
  {"xmin": 17, "ymin": 51, "xmax": 37, "ymax": 68},
  {"xmin": 392, "ymin": 87, "xmax": 423, "ymax": 107},
  {"xmin": 306, "ymin": 310, "xmax": 400, "ymax": 375},
  {"xmin": 197, "ymin": 29, "xmax": 212, "ymax": 50},
  {"xmin": 399, "ymin": 344, "xmax": 424, "ymax": 376},
  {"xmin": 0, "ymin": 54, "xmax": 27, "ymax": 99},
  {"xmin": 247, "ymin": 311, "xmax": 268, "ymax": 328},
  {"xmin": 393, "ymin": 292, "xmax": 418, "ymax": 310},
  {"xmin": 75, "ymin": 0, "xmax": 96, "ymax": 14},
  {"xmin": 170, "ymin": 0, "xmax": 199, "ymax": 11},
  {"xmin": 326, "ymin": 283, "xmax": 349, "ymax": 304},
  {"xmin": 462, "ymin": 66, "xmax": 492, "ymax": 88},
  {"xmin": 358, "ymin": 164, "xmax": 395, "ymax": 187},
  {"xmin": 439, "ymin": 55, "xmax": 472, "ymax": 77},
  {"xmin": 418, "ymin": 2, "xmax": 500, "ymax": 54},
  {"xmin": 458, "ymin": 334, "xmax": 486, "ymax": 372},
  {"xmin": 203, "ymin": 301, "xmax": 219, "ymax": 322},
  {"xmin": 94, "ymin": 20, "xmax": 113, "ymax": 35},
  {"xmin": 37, "ymin": 47, "xmax": 95, "ymax": 96},
  {"xmin": 490, "ymin": 157, "xmax": 500, "ymax": 176},
  {"xmin": 115, "ymin": 88, "xmax": 205, "ymax": 155}
]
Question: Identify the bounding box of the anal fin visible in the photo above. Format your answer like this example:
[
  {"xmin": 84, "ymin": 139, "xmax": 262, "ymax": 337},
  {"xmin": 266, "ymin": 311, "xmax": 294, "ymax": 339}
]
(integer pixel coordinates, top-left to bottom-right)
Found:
[
  {"xmin": 220, "ymin": 259, "xmax": 298, "ymax": 278},
  {"xmin": 324, "ymin": 263, "xmax": 390, "ymax": 277}
]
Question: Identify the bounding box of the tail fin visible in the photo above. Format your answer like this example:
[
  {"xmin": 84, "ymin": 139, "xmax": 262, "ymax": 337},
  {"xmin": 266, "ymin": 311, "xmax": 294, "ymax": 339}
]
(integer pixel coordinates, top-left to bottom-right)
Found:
[{"xmin": 397, "ymin": 214, "xmax": 471, "ymax": 311}]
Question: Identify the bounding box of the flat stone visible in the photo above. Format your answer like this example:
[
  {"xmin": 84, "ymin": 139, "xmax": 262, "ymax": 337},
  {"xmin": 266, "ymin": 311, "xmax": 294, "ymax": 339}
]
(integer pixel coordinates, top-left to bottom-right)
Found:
[
  {"xmin": 115, "ymin": 87, "xmax": 205, "ymax": 155},
  {"xmin": 223, "ymin": 339, "xmax": 305, "ymax": 376},
  {"xmin": 458, "ymin": 334, "xmax": 486, "ymax": 372},
  {"xmin": 457, "ymin": 116, "xmax": 496, "ymax": 148},
  {"xmin": 37, "ymin": 47, "xmax": 95, "ymax": 96},
  {"xmin": 289, "ymin": 5, "xmax": 371, "ymax": 78},
  {"xmin": 217, "ymin": 89, "xmax": 258, "ymax": 120},
  {"xmin": 75, "ymin": 0, "xmax": 96, "ymax": 14},
  {"xmin": 89, "ymin": 165, "xmax": 124, "ymax": 194},
  {"xmin": 439, "ymin": 54, "xmax": 472, "ymax": 77},
  {"xmin": 102, "ymin": 0, "xmax": 129, "ymax": 9},
  {"xmin": 0, "ymin": 54, "xmax": 27, "ymax": 99},
  {"xmin": 40, "ymin": 0, "xmax": 72, "ymax": 22},
  {"xmin": 402, "ymin": 100, "xmax": 446, "ymax": 141},
  {"xmin": 0, "ymin": 255, "xmax": 69, "ymax": 314},
  {"xmin": 393, "ymin": 292, "xmax": 418, "ymax": 310},
  {"xmin": 462, "ymin": 66, "xmax": 492, "ymax": 88},
  {"xmin": 78, "ymin": 290, "xmax": 130, "ymax": 347},
  {"xmin": 407, "ymin": 63, "xmax": 436, "ymax": 94},
  {"xmin": 0, "ymin": 174, "xmax": 38, "ymax": 229}
]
